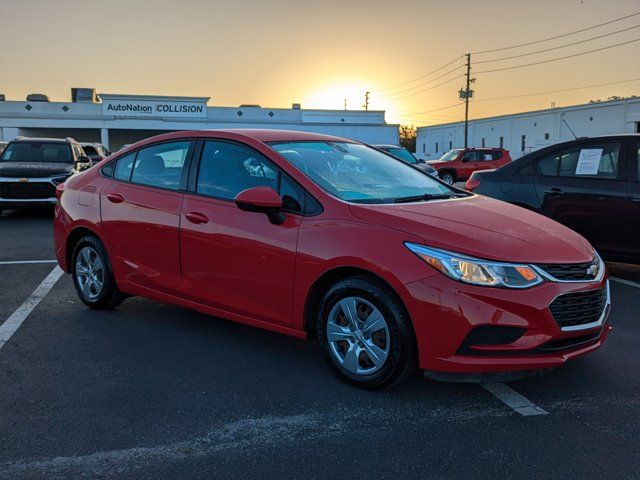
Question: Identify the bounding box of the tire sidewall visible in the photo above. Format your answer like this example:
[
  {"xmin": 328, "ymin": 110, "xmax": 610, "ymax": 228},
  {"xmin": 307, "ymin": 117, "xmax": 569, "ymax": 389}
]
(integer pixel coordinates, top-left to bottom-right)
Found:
[{"xmin": 317, "ymin": 278, "xmax": 412, "ymax": 389}]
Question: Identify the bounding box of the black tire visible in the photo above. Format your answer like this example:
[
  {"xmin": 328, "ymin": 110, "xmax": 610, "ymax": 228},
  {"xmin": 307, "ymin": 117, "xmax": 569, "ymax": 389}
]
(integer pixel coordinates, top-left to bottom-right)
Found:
[
  {"xmin": 317, "ymin": 276, "xmax": 417, "ymax": 390},
  {"xmin": 440, "ymin": 171, "xmax": 455, "ymax": 185},
  {"xmin": 71, "ymin": 234, "xmax": 125, "ymax": 310}
]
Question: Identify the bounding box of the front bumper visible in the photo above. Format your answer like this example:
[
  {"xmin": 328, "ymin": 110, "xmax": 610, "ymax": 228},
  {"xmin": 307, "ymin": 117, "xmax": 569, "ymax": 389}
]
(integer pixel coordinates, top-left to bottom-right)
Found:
[{"xmin": 404, "ymin": 273, "xmax": 611, "ymax": 373}]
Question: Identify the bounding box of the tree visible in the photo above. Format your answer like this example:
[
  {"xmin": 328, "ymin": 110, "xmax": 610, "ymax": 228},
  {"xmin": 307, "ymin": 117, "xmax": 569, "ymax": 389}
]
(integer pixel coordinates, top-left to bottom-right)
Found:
[{"xmin": 399, "ymin": 124, "xmax": 417, "ymax": 152}]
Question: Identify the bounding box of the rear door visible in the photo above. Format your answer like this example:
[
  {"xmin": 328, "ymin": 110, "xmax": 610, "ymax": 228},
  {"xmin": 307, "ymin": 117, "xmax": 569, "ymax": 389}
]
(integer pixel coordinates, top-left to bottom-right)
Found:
[
  {"xmin": 533, "ymin": 139, "xmax": 627, "ymax": 253},
  {"xmin": 179, "ymin": 139, "xmax": 307, "ymax": 326},
  {"xmin": 100, "ymin": 140, "xmax": 194, "ymax": 295},
  {"xmin": 459, "ymin": 150, "xmax": 481, "ymax": 179}
]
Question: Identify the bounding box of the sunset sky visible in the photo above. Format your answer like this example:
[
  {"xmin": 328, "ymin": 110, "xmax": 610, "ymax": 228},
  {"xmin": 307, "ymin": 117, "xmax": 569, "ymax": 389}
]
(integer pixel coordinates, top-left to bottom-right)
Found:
[{"xmin": 1, "ymin": 0, "xmax": 639, "ymax": 126}]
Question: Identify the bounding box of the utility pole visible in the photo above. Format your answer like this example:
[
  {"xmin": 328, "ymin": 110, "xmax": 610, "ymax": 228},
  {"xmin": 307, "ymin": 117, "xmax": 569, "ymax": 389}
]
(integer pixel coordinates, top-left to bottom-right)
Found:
[
  {"xmin": 344, "ymin": 98, "xmax": 347, "ymax": 110},
  {"xmin": 364, "ymin": 91, "xmax": 370, "ymax": 111},
  {"xmin": 463, "ymin": 53, "xmax": 471, "ymax": 148}
]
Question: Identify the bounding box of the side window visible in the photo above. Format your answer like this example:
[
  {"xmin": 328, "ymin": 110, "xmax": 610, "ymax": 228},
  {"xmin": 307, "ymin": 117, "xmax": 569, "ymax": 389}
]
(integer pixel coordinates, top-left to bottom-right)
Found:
[
  {"xmin": 196, "ymin": 141, "xmax": 309, "ymax": 214},
  {"xmin": 462, "ymin": 151, "xmax": 479, "ymax": 161},
  {"xmin": 113, "ymin": 152, "xmax": 136, "ymax": 181},
  {"xmin": 537, "ymin": 151, "xmax": 560, "ymax": 176},
  {"xmin": 130, "ymin": 141, "xmax": 191, "ymax": 190},
  {"xmin": 559, "ymin": 142, "xmax": 620, "ymax": 179},
  {"xmin": 491, "ymin": 150, "xmax": 503, "ymax": 160},
  {"xmin": 196, "ymin": 141, "xmax": 278, "ymax": 199}
]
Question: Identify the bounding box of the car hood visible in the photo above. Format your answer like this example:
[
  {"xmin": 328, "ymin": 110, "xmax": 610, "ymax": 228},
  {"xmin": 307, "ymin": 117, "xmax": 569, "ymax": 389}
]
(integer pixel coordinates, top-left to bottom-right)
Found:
[
  {"xmin": 348, "ymin": 195, "xmax": 594, "ymax": 264},
  {"xmin": 0, "ymin": 162, "xmax": 75, "ymax": 178}
]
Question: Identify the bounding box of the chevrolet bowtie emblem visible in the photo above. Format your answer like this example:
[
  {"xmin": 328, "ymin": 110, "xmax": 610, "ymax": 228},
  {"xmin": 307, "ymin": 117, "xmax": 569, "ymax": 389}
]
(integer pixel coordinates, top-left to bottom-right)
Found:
[{"xmin": 18, "ymin": 178, "xmax": 29, "ymax": 183}]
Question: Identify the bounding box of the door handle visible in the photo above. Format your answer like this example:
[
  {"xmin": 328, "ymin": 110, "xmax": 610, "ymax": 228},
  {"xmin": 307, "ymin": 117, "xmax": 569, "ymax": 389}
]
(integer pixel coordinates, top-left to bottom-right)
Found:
[
  {"xmin": 185, "ymin": 212, "xmax": 209, "ymax": 225},
  {"xmin": 106, "ymin": 193, "xmax": 124, "ymax": 204},
  {"xmin": 544, "ymin": 188, "xmax": 564, "ymax": 196}
]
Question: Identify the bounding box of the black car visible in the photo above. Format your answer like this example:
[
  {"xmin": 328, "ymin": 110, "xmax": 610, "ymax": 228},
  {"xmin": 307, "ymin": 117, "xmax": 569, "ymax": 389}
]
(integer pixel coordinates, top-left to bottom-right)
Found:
[
  {"xmin": 373, "ymin": 144, "xmax": 439, "ymax": 178},
  {"xmin": 0, "ymin": 137, "xmax": 92, "ymax": 211},
  {"xmin": 468, "ymin": 135, "xmax": 640, "ymax": 263},
  {"xmin": 80, "ymin": 142, "xmax": 110, "ymax": 165}
]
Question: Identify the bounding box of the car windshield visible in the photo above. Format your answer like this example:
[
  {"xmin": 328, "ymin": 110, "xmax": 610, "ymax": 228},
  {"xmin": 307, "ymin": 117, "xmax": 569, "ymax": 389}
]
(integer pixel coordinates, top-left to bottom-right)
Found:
[
  {"xmin": 385, "ymin": 147, "xmax": 419, "ymax": 164},
  {"xmin": 270, "ymin": 141, "xmax": 456, "ymax": 204},
  {"xmin": 82, "ymin": 146, "xmax": 99, "ymax": 157},
  {"xmin": 438, "ymin": 149, "xmax": 461, "ymax": 162},
  {"xmin": 0, "ymin": 142, "xmax": 72, "ymax": 163}
]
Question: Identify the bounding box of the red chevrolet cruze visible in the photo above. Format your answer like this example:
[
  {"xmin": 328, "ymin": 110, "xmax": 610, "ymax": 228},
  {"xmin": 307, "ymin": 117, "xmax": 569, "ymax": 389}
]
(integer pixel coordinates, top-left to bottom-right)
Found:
[{"xmin": 53, "ymin": 130, "xmax": 611, "ymax": 389}]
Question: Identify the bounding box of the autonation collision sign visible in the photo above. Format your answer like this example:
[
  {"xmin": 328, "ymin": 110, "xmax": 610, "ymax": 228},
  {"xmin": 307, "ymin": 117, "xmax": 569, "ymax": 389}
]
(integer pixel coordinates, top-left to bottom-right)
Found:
[{"xmin": 102, "ymin": 99, "xmax": 208, "ymax": 118}]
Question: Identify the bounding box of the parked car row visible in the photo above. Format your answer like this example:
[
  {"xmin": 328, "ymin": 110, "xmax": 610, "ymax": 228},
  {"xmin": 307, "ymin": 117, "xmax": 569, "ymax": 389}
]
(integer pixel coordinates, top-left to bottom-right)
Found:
[
  {"xmin": 427, "ymin": 147, "xmax": 513, "ymax": 185},
  {"xmin": 467, "ymin": 135, "xmax": 640, "ymax": 264}
]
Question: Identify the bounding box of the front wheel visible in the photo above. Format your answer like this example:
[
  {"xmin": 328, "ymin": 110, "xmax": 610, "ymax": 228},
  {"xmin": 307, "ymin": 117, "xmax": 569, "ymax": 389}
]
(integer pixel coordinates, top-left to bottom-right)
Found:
[
  {"xmin": 71, "ymin": 234, "xmax": 125, "ymax": 310},
  {"xmin": 317, "ymin": 277, "xmax": 417, "ymax": 390},
  {"xmin": 440, "ymin": 171, "xmax": 455, "ymax": 185}
]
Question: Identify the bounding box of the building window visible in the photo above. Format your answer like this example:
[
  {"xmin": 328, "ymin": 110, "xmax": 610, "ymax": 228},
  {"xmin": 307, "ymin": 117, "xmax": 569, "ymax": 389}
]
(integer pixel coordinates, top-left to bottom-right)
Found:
[
  {"xmin": 449, "ymin": 141, "xmax": 452, "ymax": 149},
  {"xmin": 499, "ymin": 136, "xmax": 504, "ymax": 149},
  {"xmin": 422, "ymin": 143, "xmax": 425, "ymax": 153},
  {"xmin": 481, "ymin": 138, "xmax": 485, "ymax": 147},
  {"xmin": 545, "ymin": 133, "xmax": 550, "ymax": 140},
  {"xmin": 521, "ymin": 135, "xmax": 526, "ymax": 152},
  {"xmin": 435, "ymin": 142, "xmax": 439, "ymax": 153}
]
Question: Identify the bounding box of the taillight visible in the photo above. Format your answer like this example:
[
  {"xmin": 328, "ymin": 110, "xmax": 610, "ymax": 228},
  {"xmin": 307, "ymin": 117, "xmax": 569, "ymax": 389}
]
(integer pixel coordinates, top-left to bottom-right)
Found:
[
  {"xmin": 465, "ymin": 179, "xmax": 480, "ymax": 191},
  {"xmin": 55, "ymin": 182, "xmax": 65, "ymax": 201}
]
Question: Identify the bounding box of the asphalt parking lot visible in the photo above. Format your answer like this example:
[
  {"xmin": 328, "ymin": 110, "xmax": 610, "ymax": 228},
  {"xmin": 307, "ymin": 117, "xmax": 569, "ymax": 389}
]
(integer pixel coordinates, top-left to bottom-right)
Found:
[{"xmin": 0, "ymin": 210, "xmax": 639, "ymax": 480}]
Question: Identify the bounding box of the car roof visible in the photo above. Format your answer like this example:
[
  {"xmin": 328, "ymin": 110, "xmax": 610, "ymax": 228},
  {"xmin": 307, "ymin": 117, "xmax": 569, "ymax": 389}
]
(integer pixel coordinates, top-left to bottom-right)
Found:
[{"xmin": 11, "ymin": 137, "xmax": 76, "ymax": 144}]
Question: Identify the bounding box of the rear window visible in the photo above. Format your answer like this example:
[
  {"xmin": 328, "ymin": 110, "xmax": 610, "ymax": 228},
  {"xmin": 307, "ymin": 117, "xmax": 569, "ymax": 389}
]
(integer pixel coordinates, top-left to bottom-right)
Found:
[
  {"xmin": 0, "ymin": 142, "xmax": 72, "ymax": 163},
  {"xmin": 82, "ymin": 146, "xmax": 98, "ymax": 156}
]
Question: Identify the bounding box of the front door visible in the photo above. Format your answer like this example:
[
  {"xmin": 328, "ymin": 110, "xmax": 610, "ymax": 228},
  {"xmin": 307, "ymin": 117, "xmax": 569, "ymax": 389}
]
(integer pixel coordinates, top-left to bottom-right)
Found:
[
  {"xmin": 534, "ymin": 139, "xmax": 627, "ymax": 255},
  {"xmin": 180, "ymin": 140, "xmax": 305, "ymax": 326},
  {"xmin": 100, "ymin": 140, "xmax": 193, "ymax": 295}
]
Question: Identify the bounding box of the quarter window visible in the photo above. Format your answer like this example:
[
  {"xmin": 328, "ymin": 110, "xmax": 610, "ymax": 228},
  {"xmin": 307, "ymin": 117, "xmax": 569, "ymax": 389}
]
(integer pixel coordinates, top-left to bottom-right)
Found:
[
  {"xmin": 537, "ymin": 151, "xmax": 560, "ymax": 176},
  {"xmin": 113, "ymin": 152, "xmax": 136, "ymax": 181},
  {"xmin": 130, "ymin": 141, "xmax": 191, "ymax": 190}
]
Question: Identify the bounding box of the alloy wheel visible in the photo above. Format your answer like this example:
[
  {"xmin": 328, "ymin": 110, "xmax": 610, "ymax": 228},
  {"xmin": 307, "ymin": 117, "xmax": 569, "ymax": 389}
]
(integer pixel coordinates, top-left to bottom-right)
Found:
[
  {"xmin": 75, "ymin": 246, "xmax": 105, "ymax": 300},
  {"xmin": 326, "ymin": 296, "xmax": 390, "ymax": 375}
]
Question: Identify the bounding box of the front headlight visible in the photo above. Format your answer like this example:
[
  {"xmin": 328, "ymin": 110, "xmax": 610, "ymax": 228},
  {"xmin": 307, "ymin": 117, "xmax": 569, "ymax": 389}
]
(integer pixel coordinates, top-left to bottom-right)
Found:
[{"xmin": 405, "ymin": 243, "xmax": 543, "ymax": 288}]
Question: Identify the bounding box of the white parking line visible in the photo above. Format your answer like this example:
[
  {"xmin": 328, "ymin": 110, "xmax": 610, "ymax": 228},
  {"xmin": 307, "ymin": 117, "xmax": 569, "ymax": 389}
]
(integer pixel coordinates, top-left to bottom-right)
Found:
[
  {"xmin": 0, "ymin": 260, "xmax": 58, "ymax": 265},
  {"xmin": 0, "ymin": 266, "xmax": 63, "ymax": 352},
  {"xmin": 482, "ymin": 383, "xmax": 549, "ymax": 416},
  {"xmin": 610, "ymin": 276, "xmax": 640, "ymax": 289}
]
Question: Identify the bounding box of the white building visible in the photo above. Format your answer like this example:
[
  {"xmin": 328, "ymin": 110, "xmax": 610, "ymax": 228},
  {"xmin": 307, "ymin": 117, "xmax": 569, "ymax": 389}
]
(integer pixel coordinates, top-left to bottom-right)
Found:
[
  {"xmin": 0, "ymin": 90, "xmax": 399, "ymax": 150},
  {"xmin": 416, "ymin": 97, "xmax": 640, "ymax": 160}
]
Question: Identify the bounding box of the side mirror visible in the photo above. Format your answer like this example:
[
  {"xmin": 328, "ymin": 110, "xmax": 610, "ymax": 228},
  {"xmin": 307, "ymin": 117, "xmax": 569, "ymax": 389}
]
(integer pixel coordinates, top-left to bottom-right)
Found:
[
  {"xmin": 76, "ymin": 155, "xmax": 92, "ymax": 170},
  {"xmin": 234, "ymin": 187, "xmax": 285, "ymax": 225},
  {"xmin": 418, "ymin": 158, "xmax": 426, "ymax": 163}
]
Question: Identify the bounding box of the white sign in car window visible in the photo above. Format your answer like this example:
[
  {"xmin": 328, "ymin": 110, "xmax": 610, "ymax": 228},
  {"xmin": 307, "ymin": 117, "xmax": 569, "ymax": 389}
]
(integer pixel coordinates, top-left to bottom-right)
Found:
[{"xmin": 575, "ymin": 148, "xmax": 603, "ymax": 175}]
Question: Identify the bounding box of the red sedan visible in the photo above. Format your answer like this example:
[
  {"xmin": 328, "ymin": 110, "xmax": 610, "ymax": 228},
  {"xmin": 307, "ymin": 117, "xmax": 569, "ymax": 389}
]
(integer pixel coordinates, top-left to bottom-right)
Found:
[{"xmin": 53, "ymin": 130, "xmax": 610, "ymax": 389}]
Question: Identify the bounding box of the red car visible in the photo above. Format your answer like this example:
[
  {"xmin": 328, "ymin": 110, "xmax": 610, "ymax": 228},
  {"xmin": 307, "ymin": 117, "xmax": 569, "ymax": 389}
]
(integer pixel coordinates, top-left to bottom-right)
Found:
[
  {"xmin": 53, "ymin": 130, "xmax": 610, "ymax": 389},
  {"xmin": 428, "ymin": 147, "xmax": 512, "ymax": 185}
]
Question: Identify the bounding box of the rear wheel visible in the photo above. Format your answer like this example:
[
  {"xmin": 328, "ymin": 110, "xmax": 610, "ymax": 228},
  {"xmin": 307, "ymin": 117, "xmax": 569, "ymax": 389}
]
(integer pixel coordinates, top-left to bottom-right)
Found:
[
  {"xmin": 440, "ymin": 171, "xmax": 455, "ymax": 185},
  {"xmin": 317, "ymin": 277, "xmax": 417, "ymax": 389},
  {"xmin": 71, "ymin": 235, "xmax": 125, "ymax": 310}
]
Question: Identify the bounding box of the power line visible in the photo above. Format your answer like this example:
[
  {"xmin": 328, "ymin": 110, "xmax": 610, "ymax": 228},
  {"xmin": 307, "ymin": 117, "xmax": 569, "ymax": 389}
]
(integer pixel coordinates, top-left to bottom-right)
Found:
[
  {"xmin": 472, "ymin": 10, "xmax": 640, "ymax": 54},
  {"xmin": 475, "ymin": 23, "xmax": 640, "ymax": 64},
  {"xmin": 476, "ymin": 37, "xmax": 640, "ymax": 74},
  {"xmin": 381, "ymin": 75, "xmax": 465, "ymax": 101},
  {"xmin": 373, "ymin": 56, "xmax": 464, "ymax": 94},
  {"xmin": 476, "ymin": 77, "xmax": 640, "ymax": 102},
  {"xmin": 377, "ymin": 64, "xmax": 465, "ymax": 99},
  {"xmin": 397, "ymin": 102, "xmax": 466, "ymax": 116}
]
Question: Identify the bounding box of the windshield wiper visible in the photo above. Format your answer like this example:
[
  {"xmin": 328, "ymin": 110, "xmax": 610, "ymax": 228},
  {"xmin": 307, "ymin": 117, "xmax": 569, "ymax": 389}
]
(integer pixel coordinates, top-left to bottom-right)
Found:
[{"xmin": 393, "ymin": 193, "xmax": 459, "ymax": 204}]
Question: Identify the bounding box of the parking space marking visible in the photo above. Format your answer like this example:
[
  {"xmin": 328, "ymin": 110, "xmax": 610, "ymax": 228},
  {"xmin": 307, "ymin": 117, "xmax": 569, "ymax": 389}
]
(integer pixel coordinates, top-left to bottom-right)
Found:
[
  {"xmin": 0, "ymin": 260, "xmax": 57, "ymax": 265},
  {"xmin": 610, "ymin": 276, "xmax": 640, "ymax": 289},
  {"xmin": 482, "ymin": 383, "xmax": 548, "ymax": 416},
  {"xmin": 0, "ymin": 266, "xmax": 63, "ymax": 351}
]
